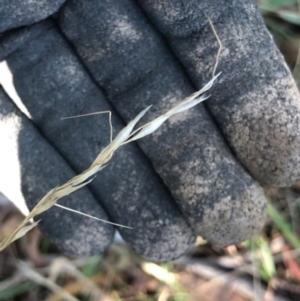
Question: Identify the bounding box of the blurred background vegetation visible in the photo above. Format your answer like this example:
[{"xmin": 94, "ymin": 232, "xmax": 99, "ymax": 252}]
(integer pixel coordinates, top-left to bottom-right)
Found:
[{"xmin": 2, "ymin": 1, "xmax": 300, "ymax": 300}]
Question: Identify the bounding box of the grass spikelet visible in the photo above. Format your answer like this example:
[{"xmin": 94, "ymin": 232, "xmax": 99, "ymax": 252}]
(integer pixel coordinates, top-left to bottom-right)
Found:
[
  {"xmin": 0, "ymin": 73, "xmax": 220, "ymax": 251},
  {"xmin": 0, "ymin": 15, "xmax": 224, "ymax": 252},
  {"xmin": 128, "ymin": 73, "xmax": 221, "ymax": 142},
  {"xmin": 0, "ymin": 76, "xmax": 220, "ymax": 252}
]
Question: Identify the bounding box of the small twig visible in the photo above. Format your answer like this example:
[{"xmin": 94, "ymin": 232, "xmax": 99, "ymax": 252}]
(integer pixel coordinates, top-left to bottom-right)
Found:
[
  {"xmin": 46, "ymin": 258, "xmax": 104, "ymax": 301},
  {"xmin": 18, "ymin": 261, "xmax": 80, "ymax": 301},
  {"xmin": 141, "ymin": 262, "xmax": 176, "ymax": 285}
]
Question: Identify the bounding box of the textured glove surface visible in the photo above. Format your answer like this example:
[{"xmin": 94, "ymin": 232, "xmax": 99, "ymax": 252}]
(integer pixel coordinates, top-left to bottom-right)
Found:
[{"xmin": 0, "ymin": 0, "xmax": 298, "ymax": 261}]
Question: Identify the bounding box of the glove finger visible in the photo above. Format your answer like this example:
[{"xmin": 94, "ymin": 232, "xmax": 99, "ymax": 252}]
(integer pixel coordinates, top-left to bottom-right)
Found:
[
  {"xmin": 136, "ymin": 0, "xmax": 300, "ymax": 187},
  {"xmin": 58, "ymin": 0, "xmax": 267, "ymax": 246},
  {"xmin": 0, "ymin": 85, "xmax": 114, "ymax": 256},
  {"xmin": 3, "ymin": 21, "xmax": 195, "ymax": 262},
  {"xmin": 0, "ymin": 0, "xmax": 66, "ymax": 33}
]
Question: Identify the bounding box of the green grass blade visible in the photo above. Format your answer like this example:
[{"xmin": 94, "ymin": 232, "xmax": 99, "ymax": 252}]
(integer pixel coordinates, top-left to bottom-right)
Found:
[
  {"xmin": 0, "ymin": 281, "xmax": 34, "ymax": 300},
  {"xmin": 82, "ymin": 256, "xmax": 101, "ymax": 277},
  {"xmin": 260, "ymin": 0, "xmax": 299, "ymax": 11},
  {"xmin": 258, "ymin": 237, "xmax": 276, "ymax": 281},
  {"xmin": 277, "ymin": 11, "xmax": 300, "ymax": 25},
  {"xmin": 267, "ymin": 202, "xmax": 300, "ymax": 249}
]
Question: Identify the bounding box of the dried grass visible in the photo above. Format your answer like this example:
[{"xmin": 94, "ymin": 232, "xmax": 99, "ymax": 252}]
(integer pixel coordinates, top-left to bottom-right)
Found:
[
  {"xmin": 0, "ymin": 17, "xmax": 222, "ymax": 252},
  {"xmin": 0, "ymin": 73, "xmax": 220, "ymax": 252}
]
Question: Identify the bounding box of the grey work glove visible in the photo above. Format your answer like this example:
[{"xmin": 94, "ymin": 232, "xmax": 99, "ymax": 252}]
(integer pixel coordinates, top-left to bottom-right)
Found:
[{"xmin": 0, "ymin": 0, "xmax": 299, "ymax": 262}]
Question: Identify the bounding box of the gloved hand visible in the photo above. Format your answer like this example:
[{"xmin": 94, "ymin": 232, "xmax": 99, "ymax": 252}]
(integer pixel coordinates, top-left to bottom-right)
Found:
[{"xmin": 0, "ymin": 0, "xmax": 299, "ymax": 262}]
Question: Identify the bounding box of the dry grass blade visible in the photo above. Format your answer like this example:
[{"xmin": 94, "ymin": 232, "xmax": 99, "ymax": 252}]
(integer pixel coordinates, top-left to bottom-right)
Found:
[
  {"xmin": 62, "ymin": 110, "xmax": 113, "ymax": 143},
  {"xmin": 128, "ymin": 73, "xmax": 221, "ymax": 142},
  {"xmin": 0, "ymin": 71, "xmax": 220, "ymax": 253},
  {"xmin": 54, "ymin": 204, "xmax": 132, "ymax": 229}
]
